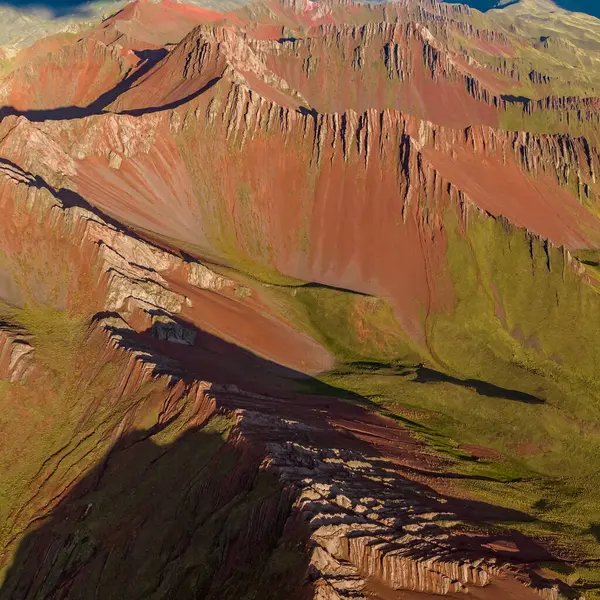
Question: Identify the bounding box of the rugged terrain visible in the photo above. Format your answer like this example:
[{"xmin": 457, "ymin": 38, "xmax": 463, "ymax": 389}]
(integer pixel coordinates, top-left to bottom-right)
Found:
[{"xmin": 1, "ymin": 0, "xmax": 600, "ymax": 598}]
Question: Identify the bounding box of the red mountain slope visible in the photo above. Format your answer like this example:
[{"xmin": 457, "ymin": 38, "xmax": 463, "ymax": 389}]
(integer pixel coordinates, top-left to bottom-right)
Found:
[{"xmin": 1, "ymin": 1, "xmax": 600, "ymax": 599}]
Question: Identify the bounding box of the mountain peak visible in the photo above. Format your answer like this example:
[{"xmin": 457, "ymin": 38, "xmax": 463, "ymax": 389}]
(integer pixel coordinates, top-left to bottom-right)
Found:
[{"xmin": 1, "ymin": 2, "xmax": 600, "ymax": 599}]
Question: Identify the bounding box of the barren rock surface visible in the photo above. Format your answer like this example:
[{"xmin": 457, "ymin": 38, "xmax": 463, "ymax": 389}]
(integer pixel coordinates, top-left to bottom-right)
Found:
[{"xmin": 0, "ymin": 0, "xmax": 599, "ymax": 599}]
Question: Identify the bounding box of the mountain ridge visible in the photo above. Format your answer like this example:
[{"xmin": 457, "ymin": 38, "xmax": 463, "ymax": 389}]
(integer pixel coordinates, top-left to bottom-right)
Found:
[
  {"xmin": 441, "ymin": 0, "xmax": 600, "ymax": 19},
  {"xmin": 1, "ymin": 0, "xmax": 600, "ymax": 598}
]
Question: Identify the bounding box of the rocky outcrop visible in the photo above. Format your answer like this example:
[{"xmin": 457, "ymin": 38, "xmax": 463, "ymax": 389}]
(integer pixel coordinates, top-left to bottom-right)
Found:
[
  {"xmin": 444, "ymin": 20, "xmax": 510, "ymax": 46},
  {"xmin": 188, "ymin": 262, "xmax": 235, "ymax": 291},
  {"xmin": 0, "ymin": 327, "xmax": 34, "ymax": 383},
  {"xmin": 0, "ymin": 154, "xmax": 236, "ymax": 326},
  {"xmin": 0, "ymin": 166, "xmax": 581, "ymax": 596},
  {"xmin": 1, "ymin": 297, "xmax": 576, "ymax": 600},
  {"xmin": 0, "ymin": 6, "xmax": 598, "ymax": 599},
  {"xmin": 407, "ymin": 118, "xmax": 600, "ymax": 202},
  {"xmin": 203, "ymin": 72, "xmax": 600, "ymax": 221},
  {"xmin": 529, "ymin": 69, "xmax": 553, "ymax": 86},
  {"xmin": 278, "ymin": 0, "xmax": 473, "ymax": 21},
  {"xmin": 112, "ymin": 24, "xmax": 309, "ymax": 112},
  {"xmin": 2, "ymin": 53, "xmax": 597, "ymax": 342},
  {"xmin": 202, "ymin": 386, "xmax": 576, "ymax": 600},
  {"xmin": 240, "ymin": 21, "xmax": 505, "ymax": 122}
]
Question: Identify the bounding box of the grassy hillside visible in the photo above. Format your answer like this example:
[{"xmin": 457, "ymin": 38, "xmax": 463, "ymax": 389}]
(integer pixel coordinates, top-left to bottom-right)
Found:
[{"xmin": 243, "ymin": 207, "xmax": 600, "ymax": 597}]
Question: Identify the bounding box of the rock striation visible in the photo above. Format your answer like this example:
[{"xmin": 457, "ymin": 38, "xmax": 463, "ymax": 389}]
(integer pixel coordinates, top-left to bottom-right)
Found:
[{"xmin": 0, "ymin": 1, "xmax": 599, "ymax": 599}]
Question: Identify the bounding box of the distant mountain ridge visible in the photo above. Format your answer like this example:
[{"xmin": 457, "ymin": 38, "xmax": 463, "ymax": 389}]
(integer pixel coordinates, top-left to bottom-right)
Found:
[
  {"xmin": 441, "ymin": 0, "xmax": 600, "ymax": 18},
  {"xmin": 0, "ymin": 0, "xmax": 252, "ymax": 49}
]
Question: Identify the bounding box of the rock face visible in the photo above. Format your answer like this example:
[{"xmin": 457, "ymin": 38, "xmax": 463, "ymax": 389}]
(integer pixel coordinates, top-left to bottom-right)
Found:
[
  {"xmin": 0, "ymin": 167, "xmax": 565, "ymax": 599},
  {"xmin": 0, "ymin": 328, "xmax": 35, "ymax": 382},
  {"xmin": 0, "ymin": 0, "xmax": 599, "ymax": 599}
]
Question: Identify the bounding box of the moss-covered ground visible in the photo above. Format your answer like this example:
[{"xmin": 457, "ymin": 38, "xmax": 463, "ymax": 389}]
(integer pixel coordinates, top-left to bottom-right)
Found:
[
  {"xmin": 0, "ymin": 299, "xmax": 309, "ymax": 599},
  {"xmin": 244, "ymin": 208, "xmax": 600, "ymax": 597}
]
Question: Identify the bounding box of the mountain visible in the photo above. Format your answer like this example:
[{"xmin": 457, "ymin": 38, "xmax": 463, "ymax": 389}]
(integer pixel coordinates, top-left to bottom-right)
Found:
[
  {"xmin": 545, "ymin": 0, "xmax": 600, "ymax": 15},
  {"xmin": 442, "ymin": 0, "xmax": 600, "ymax": 19},
  {"xmin": 0, "ymin": 0, "xmax": 600, "ymax": 599}
]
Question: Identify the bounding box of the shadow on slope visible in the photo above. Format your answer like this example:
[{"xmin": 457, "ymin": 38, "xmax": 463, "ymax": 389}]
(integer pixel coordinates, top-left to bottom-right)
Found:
[
  {"xmin": 103, "ymin": 310, "xmax": 334, "ymax": 396},
  {"xmin": 0, "ymin": 75, "xmax": 220, "ymax": 121},
  {"xmin": 0, "ymin": 156, "xmax": 553, "ymax": 408},
  {"xmin": 0, "ymin": 423, "xmax": 548, "ymax": 600},
  {"xmin": 0, "ymin": 426, "xmax": 314, "ymax": 600},
  {"xmin": 415, "ymin": 366, "xmax": 545, "ymax": 404},
  {"xmin": 0, "ymin": 304, "xmax": 570, "ymax": 599},
  {"xmin": 0, "ymin": 158, "xmax": 168, "ymax": 253},
  {"xmin": 0, "ymin": 47, "xmax": 187, "ymax": 122}
]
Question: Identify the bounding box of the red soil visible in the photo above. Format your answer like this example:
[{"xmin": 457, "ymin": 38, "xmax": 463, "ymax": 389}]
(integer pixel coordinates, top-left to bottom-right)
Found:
[
  {"xmin": 74, "ymin": 138, "xmax": 204, "ymax": 248},
  {"xmin": 170, "ymin": 277, "xmax": 334, "ymax": 374},
  {"xmin": 404, "ymin": 59, "xmax": 499, "ymax": 127},
  {"xmin": 89, "ymin": 0, "xmax": 241, "ymax": 50},
  {"xmin": 459, "ymin": 443, "xmax": 504, "ymax": 461},
  {"xmin": 263, "ymin": 28, "xmax": 501, "ymax": 127},
  {"xmin": 0, "ymin": 4, "xmax": 592, "ymax": 599},
  {"xmin": 14, "ymin": 33, "xmax": 77, "ymax": 68},
  {"xmin": 422, "ymin": 142, "xmax": 600, "ymax": 248},
  {"xmin": 0, "ymin": 39, "xmax": 135, "ymax": 111}
]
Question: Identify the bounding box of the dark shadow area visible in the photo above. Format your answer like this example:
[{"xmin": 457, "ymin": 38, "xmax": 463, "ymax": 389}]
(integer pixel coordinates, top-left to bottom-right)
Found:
[
  {"xmin": 0, "ymin": 74, "xmax": 219, "ymax": 122},
  {"xmin": 118, "ymin": 76, "xmax": 221, "ymax": 117},
  {"xmin": 104, "ymin": 310, "xmax": 351, "ymax": 397},
  {"xmin": 0, "ymin": 426, "xmax": 313, "ymax": 600},
  {"xmin": 0, "ymin": 157, "xmax": 549, "ymax": 408},
  {"xmin": 589, "ymin": 523, "xmax": 600, "ymax": 543},
  {"xmin": 392, "ymin": 461, "xmax": 525, "ymax": 483},
  {"xmin": 297, "ymin": 105, "xmax": 318, "ymax": 118},
  {"xmin": 299, "ymin": 281, "xmax": 373, "ymax": 296},
  {"xmin": 0, "ymin": 46, "xmax": 175, "ymax": 122},
  {"xmin": 86, "ymin": 48, "xmax": 168, "ymax": 111},
  {"xmin": 0, "ymin": 104, "xmax": 92, "ymax": 122},
  {"xmin": 326, "ymin": 361, "xmax": 546, "ymax": 405},
  {"xmin": 0, "ymin": 302, "xmax": 571, "ymax": 599},
  {"xmin": 415, "ymin": 366, "xmax": 545, "ymax": 404},
  {"xmin": 501, "ymin": 94, "xmax": 531, "ymax": 105}
]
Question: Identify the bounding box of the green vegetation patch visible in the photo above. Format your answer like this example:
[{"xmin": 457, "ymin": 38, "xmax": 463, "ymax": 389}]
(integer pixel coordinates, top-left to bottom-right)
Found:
[
  {"xmin": 268, "ymin": 284, "xmax": 422, "ymax": 365},
  {"xmin": 249, "ymin": 208, "xmax": 600, "ymax": 593}
]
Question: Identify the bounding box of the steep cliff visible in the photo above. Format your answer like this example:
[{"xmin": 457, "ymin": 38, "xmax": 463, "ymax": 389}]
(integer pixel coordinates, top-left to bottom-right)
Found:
[
  {"xmin": 1, "ymin": 0, "xmax": 600, "ymax": 598},
  {"xmin": 0, "ymin": 133, "xmax": 580, "ymax": 599},
  {"xmin": 0, "ymin": 158, "xmax": 580, "ymax": 599}
]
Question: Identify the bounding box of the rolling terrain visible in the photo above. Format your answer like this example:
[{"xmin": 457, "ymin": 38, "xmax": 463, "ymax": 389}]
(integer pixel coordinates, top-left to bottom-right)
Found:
[
  {"xmin": 441, "ymin": 0, "xmax": 600, "ymax": 19},
  {"xmin": 1, "ymin": 0, "xmax": 600, "ymax": 598}
]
